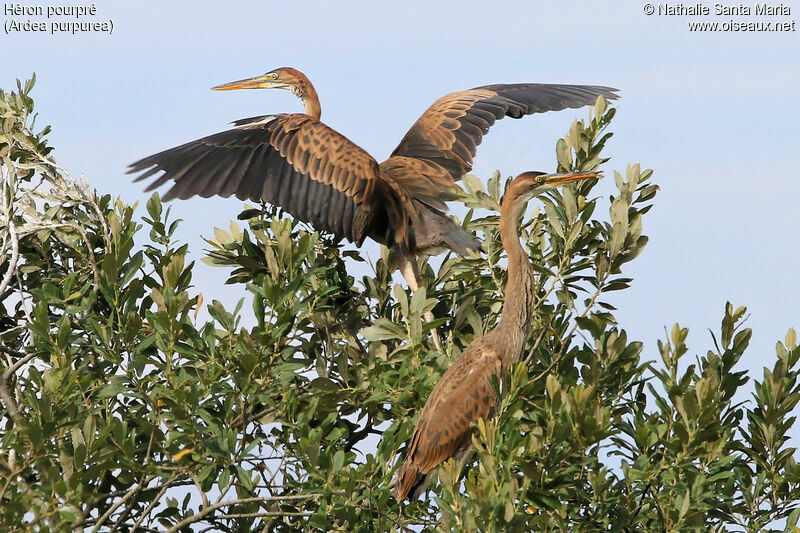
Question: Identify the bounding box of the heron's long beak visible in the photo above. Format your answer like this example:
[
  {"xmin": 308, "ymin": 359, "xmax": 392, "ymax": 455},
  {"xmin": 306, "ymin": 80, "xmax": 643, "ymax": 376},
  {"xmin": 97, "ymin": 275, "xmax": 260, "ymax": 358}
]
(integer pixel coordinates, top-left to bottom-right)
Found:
[
  {"xmin": 212, "ymin": 75, "xmax": 284, "ymax": 91},
  {"xmin": 537, "ymin": 170, "xmax": 601, "ymax": 186}
]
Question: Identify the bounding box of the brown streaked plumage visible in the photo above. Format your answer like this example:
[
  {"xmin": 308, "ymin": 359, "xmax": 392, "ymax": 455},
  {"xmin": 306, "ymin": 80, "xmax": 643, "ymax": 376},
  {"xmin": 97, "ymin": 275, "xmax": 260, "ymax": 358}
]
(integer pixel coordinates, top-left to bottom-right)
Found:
[
  {"xmin": 393, "ymin": 170, "xmax": 600, "ymax": 502},
  {"xmin": 129, "ymin": 67, "xmax": 617, "ymax": 260}
]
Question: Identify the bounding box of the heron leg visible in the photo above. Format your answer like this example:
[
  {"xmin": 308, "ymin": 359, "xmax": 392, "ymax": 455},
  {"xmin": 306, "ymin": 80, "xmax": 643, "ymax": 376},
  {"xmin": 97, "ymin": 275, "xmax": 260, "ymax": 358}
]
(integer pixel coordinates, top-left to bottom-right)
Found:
[
  {"xmin": 455, "ymin": 446, "xmax": 476, "ymax": 477},
  {"xmin": 399, "ymin": 256, "xmax": 443, "ymax": 352}
]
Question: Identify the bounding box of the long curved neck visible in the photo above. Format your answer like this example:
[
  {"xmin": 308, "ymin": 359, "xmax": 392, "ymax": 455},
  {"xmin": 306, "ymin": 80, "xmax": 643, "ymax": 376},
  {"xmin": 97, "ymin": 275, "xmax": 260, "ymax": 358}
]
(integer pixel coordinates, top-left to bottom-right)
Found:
[
  {"xmin": 492, "ymin": 189, "xmax": 536, "ymax": 364},
  {"xmin": 296, "ymin": 82, "xmax": 321, "ymax": 120}
]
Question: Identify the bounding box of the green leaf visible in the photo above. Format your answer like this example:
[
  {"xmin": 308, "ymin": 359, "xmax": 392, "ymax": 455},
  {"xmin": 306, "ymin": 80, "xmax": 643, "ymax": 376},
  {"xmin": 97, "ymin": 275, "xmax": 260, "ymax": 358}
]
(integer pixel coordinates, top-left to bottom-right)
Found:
[
  {"xmin": 361, "ymin": 318, "xmax": 407, "ymax": 341},
  {"xmin": 332, "ymin": 450, "xmax": 345, "ymax": 472},
  {"xmin": 608, "ymin": 222, "xmax": 626, "ymax": 258},
  {"xmin": 146, "ymin": 193, "xmax": 162, "ymax": 221},
  {"xmin": 97, "ymin": 378, "xmax": 130, "ymax": 399},
  {"xmin": 556, "ymin": 138, "xmax": 572, "ymax": 170}
]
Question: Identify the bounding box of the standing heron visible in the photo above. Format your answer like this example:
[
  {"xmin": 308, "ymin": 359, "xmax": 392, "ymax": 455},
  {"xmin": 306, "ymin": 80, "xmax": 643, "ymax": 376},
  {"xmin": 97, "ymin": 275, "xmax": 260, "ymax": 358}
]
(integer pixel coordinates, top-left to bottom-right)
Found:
[
  {"xmin": 128, "ymin": 67, "xmax": 616, "ymax": 347},
  {"xmin": 393, "ymin": 170, "xmax": 599, "ymax": 501}
]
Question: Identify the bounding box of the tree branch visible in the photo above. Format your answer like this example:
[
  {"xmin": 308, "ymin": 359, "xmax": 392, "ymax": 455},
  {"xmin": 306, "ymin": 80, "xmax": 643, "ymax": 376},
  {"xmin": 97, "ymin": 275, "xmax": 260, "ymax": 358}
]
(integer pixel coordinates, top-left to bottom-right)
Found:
[
  {"xmin": 0, "ymin": 163, "xmax": 20, "ymax": 299},
  {"xmin": 129, "ymin": 474, "xmax": 181, "ymax": 533},
  {"xmin": 91, "ymin": 475, "xmax": 154, "ymax": 532},
  {"xmin": 0, "ymin": 216, "xmax": 19, "ymax": 300},
  {"xmin": 163, "ymin": 494, "xmax": 323, "ymax": 533},
  {"xmin": 0, "ymin": 349, "xmax": 36, "ymax": 424}
]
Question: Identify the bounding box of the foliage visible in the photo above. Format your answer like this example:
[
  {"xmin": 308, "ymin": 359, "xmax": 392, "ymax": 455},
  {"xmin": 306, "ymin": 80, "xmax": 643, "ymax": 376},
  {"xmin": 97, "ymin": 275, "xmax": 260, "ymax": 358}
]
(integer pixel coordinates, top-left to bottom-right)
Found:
[{"xmin": 1, "ymin": 77, "xmax": 799, "ymax": 532}]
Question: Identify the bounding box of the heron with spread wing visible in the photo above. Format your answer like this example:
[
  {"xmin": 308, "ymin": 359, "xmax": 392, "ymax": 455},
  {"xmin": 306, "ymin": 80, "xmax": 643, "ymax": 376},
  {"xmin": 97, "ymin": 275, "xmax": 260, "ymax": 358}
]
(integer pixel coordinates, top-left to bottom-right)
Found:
[
  {"xmin": 393, "ymin": 170, "xmax": 600, "ymax": 501},
  {"xmin": 129, "ymin": 68, "xmax": 617, "ymax": 347}
]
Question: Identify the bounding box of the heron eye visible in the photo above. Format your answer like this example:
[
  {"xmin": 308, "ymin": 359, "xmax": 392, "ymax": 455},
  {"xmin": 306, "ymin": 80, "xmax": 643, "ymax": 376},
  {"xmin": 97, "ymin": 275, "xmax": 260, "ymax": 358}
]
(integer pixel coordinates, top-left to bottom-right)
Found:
[
  {"xmin": 537, "ymin": 176, "xmax": 544, "ymax": 184},
  {"xmin": 269, "ymin": 73, "xmax": 278, "ymax": 80}
]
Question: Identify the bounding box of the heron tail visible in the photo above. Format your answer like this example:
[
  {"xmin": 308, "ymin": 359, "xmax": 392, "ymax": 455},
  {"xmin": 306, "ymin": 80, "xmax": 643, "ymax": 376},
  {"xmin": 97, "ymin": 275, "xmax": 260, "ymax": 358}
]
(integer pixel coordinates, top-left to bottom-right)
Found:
[
  {"xmin": 414, "ymin": 201, "xmax": 481, "ymax": 256},
  {"xmin": 393, "ymin": 462, "xmax": 428, "ymax": 502}
]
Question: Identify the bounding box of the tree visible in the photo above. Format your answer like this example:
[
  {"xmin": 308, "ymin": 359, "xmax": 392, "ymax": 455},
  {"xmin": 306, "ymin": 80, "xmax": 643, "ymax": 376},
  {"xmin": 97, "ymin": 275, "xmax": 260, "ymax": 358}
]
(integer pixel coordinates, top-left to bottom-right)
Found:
[{"xmin": 1, "ymin": 76, "xmax": 799, "ymax": 532}]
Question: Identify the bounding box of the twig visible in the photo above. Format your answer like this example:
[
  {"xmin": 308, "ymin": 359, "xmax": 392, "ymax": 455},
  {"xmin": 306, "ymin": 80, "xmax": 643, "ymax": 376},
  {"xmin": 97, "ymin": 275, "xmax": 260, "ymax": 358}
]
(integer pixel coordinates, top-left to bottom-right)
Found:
[
  {"xmin": 189, "ymin": 471, "xmax": 209, "ymax": 509},
  {"xmin": 92, "ymin": 475, "xmax": 153, "ymax": 532},
  {"xmin": 648, "ymin": 484, "xmax": 667, "ymax": 531},
  {"xmin": 14, "ymin": 269, "xmax": 33, "ymax": 324},
  {"xmin": 0, "ymin": 350, "xmax": 37, "ymax": 424},
  {"xmin": 129, "ymin": 474, "xmax": 181, "ymax": 533},
  {"xmin": 531, "ymin": 351, "xmax": 565, "ymax": 384},
  {"xmin": 523, "ymin": 320, "xmax": 552, "ymax": 365},
  {"xmin": 630, "ymin": 481, "xmax": 651, "ymax": 524},
  {"xmin": 233, "ymin": 406, "xmax": 278, "ymax": 430},
  {"xmin": 87, "ymin": 479, "xmax": 193, "ymax": 505},
  {"xmin": 0, "ymin": 343, "xmax": 25, "ymax": 359},
  {"xmin": 220, "ymin": 511, "xmax": 313, "ymax": 519},
  {"xmin": 163, "ymin": 494, "xmax": 322, "ymax": 533},
  {"xmin": 108, "ymin": 473, "xmax": 156, "ymax": 532},
  {"xmin": 0, "ymin": 206, "xmax": 20, "ymax": 300}
]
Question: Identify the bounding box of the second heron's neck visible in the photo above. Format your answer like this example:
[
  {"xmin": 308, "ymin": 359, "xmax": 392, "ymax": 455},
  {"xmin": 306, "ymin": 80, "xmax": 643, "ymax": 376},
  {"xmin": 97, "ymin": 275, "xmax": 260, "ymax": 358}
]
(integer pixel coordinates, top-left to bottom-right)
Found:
[
  {"xmin": 292, "ymin": 83, "xmax": 321, "ymax": 120},
  {"xmin": 493, "ymin": 193, "xmax": 536, "ymax": 362}
]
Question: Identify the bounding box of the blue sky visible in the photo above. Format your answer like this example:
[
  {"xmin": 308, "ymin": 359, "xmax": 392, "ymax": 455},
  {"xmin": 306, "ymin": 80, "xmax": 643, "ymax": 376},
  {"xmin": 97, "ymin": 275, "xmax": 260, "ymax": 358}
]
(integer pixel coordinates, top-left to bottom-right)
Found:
[{"xmin": 4, "ymin": 0, "xmax": 799, "ymax": 382}]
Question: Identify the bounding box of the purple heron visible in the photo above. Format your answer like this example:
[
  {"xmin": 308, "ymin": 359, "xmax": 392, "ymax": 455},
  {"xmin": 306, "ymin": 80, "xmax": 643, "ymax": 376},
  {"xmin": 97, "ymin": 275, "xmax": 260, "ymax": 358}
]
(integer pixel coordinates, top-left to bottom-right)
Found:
[{"xmin": 393, "ymin": 170, "xmax": 600, "ymax": 501}]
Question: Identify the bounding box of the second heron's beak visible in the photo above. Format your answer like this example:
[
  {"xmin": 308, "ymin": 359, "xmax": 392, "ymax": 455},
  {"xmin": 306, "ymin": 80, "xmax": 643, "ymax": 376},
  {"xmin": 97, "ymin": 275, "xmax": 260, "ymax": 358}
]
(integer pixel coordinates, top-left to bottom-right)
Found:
[
  {"xmin": 539, "ymin": 170, "xmax": 601, "ymax": 186},
  {"xmin": 543, "ymin": 172, "xmax": 602, "ymax": 187},
  {"xmin": 212, "ymin": 74, "xmax": 285, "ymax": 91}
]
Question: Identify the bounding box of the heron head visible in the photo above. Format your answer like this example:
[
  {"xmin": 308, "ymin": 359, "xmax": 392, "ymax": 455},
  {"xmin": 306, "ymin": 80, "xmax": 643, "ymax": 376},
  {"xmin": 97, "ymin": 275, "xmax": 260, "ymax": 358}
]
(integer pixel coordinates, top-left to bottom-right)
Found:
[
  {"xmin": 512, "ymin": 170, "xmax": 600, "ymax": 200},
  {"xmin": 212, "ymin": 67, "xmax": 311, "ymax": 96}
]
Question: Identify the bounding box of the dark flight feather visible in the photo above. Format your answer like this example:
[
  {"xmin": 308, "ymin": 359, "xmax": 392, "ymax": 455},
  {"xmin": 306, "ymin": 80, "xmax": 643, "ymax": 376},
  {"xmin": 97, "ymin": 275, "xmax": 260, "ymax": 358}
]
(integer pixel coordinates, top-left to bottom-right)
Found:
[{"xmin": 390, "ymin": 84, "xmax": 619, "ymax": 180}]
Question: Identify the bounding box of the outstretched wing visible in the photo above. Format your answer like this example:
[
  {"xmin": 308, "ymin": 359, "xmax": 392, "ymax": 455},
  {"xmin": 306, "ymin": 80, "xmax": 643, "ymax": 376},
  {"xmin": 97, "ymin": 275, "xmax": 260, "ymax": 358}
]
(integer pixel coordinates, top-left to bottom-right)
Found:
[
  {"xmin": 390, "ymin": 83, "xmax": 619, "ymax": 179},
  {"xmin": 394, "ymin": 338, "xmax": 502, "ymax": 501},
  {"xmin": 129, "ymin": 113, "xmax": 390, "ymax": 246}
]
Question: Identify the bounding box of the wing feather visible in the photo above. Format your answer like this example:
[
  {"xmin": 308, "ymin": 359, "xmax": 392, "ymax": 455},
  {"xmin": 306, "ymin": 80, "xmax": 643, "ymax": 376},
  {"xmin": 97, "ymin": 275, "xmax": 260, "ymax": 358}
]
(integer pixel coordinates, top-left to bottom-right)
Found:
[
  {"xmin": 129, "ymin": 113, "xmax": 387, "ymax": 245},
  {"xmin": 261, "ymin": 149, "xmax": 284, "ymax": 204},
  {"xmin": 390, "ymin": 83, "xmax": 619, "ymax": 180},
  {"xmin": 221, "ymin": 142, "xmax": 256, "ymax": 195},
  {"xmin": 309, "ymin": 177, "xmax": 327, "ymax": 223},
  {"xmin": 394, "ymin": 338, "xmax": 504, "ymax": 500},
  {"xmin": 341, "ymin": 191, "xmax": 354, "ymax": 238}
]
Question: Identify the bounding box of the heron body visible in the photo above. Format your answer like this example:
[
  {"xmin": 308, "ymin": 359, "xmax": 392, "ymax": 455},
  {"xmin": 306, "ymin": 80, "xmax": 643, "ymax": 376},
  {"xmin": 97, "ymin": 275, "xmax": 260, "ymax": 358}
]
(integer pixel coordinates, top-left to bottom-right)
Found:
[
  {"xmin": 129, "ymin": 67, "xmax": 617, "ymax": 260},
  {"xmin": 393, "ymin": 170, "xmax": 600, "ymax": 501}
]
